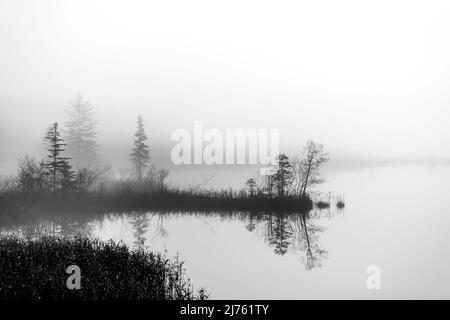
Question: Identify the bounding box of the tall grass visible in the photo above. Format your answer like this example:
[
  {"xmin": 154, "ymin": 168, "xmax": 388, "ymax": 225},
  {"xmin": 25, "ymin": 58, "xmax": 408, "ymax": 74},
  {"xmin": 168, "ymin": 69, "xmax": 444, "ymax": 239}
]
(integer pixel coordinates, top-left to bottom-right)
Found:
[{"xmin": 0, "ymin": 236, "xmax": 207, "ymax": 300}]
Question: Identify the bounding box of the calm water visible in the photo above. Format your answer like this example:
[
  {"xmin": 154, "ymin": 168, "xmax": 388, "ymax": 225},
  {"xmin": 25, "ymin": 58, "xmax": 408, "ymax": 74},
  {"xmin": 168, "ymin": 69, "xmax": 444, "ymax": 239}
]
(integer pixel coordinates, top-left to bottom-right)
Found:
[{"xmin": 2, "ymin": 165, "xmax": 450, "ymax": 299}]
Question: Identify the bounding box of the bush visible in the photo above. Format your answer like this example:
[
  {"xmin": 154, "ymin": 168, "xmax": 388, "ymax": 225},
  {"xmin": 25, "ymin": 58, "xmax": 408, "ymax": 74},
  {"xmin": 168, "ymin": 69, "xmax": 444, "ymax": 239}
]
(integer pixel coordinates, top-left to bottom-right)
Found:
[
  {"xmin": 316, "ymin": 201, "xmax": 330, "ymax": 209},
  {"xmin": 336, "ymin": 200, "xmax": 345, "ymax": 209}
]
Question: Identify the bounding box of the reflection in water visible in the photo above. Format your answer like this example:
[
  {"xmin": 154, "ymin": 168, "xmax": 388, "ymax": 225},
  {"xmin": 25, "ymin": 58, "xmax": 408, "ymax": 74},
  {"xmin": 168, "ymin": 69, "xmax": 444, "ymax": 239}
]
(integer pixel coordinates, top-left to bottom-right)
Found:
[
  {"xmin": 153, "ymin": 214, "xmax": 169, "ymax": 240},
  {"xmin": 1, "ymin": 213, "xmax": 95, "ymax": 240},
  {"xmin": 129, "ymin": 212, "xmax": 150, "ymax": 248},
  {"xmin": 267, "ymin": 215, "xmax": 293, "ymax": 256},
  {"xmin": 294, "ymin": 213, "xmax": 327, "ymax": 270},
  {"xmin": 0, "ymin": 207, "xmax": 342, "ymax": 271},
  {"xmin": 242, "ymin": 209, "xmax": 337, "ymax": 270}
]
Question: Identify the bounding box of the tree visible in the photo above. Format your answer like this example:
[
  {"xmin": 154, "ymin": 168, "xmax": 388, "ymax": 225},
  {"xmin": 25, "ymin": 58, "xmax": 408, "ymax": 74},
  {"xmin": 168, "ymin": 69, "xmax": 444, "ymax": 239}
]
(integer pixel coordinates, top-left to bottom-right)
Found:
[
  {"xmin": 245, "ymin": 178, "xmax": 256, "ymax": 197},
  {"xmin": 156, "ymin": 168, "xmax": 169, "ymax": 191},
  {"xmin": 294, "ymin": 141, "xmax": 329, "ymax": 197},
  {"xmin": 75, "ymin": 166, "xmax": 111, "ymax": 193},
  {"xmin": 17, "ymin": 156, "xmax": 48, "ymax": 193},
  {"xmin": 59, "ymin": 160, "xmax": 76, "ymax": 192},
  {"xmin": 44, "ymin": 122, "xmax": 70, "ymax": 192},
  {"xmin": 64, "ymin": 93, "xmax": 99, "ymax": 167},
  {"xmin": 265, "ymin": 173, "xmax": 275, "ymax": 198},
  {"xmin": 273, "ymin": 154, "xmax": 294, "ymax": 197},
  {"xmin": 130, "ymin": 115, "xmax": 150, "ymax": 182}
]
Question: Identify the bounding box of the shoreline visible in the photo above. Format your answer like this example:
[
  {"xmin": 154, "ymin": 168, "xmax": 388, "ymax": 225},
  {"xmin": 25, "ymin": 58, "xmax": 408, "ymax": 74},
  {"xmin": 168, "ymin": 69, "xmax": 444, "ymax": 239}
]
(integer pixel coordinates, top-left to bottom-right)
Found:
[{"xmin": 0, "ymin": 191, "xmax": 314, "ymax": 216}]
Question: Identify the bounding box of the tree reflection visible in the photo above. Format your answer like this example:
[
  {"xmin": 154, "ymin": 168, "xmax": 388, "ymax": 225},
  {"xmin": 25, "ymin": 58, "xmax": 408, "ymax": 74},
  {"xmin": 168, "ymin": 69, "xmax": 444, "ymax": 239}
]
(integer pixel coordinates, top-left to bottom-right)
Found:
[
  {"xmin": 268, "ymin": 214, "xmax": 293, "ymax": 256},
  {"xmin": 245, "ymin": 209, "xmax": 330, "ymax": 270},
  {"xmin": 0, "ymin": 207, "xmax": 337, "ymax": 271},
  {"xmin": 129, "ymin": 212, "xmax": 150, "ymax": 248},
  {"xmin": 246, "ymin": 213, "xmax": 257, "ymax": 232},
  {"xmin": 152, "ymin": 213, "xmax": 169, "ymax": 240},
  {"xmin": 292, "ymin": 212, "xmax": 327, "ymax": 270}
]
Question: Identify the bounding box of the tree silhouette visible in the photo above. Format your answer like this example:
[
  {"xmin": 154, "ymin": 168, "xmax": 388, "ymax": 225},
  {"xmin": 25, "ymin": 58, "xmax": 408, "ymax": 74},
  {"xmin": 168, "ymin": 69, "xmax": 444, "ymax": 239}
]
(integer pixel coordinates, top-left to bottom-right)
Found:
[
  {"xmin": 246, "ymin": 214, "xmax": 256, "ymax": 232},
  {"xmin": 59, "ymin": 160, "xmax": 76, "ymax": 192},
  {"xmin": 156, "ymin": 168, "xmax": 169, "ymax": 191},
  {"xmin": 293, "ymin": 213, "xmax": 327, "ymax": 270},
  {"xmin": 130, "ymin": 213, "xmax": 150, "ymax": 248},
  {"xmin": 245, "ymin": 178, "xmax": 256, "ymax": 197},
  {"xmin": 17, "ymin": 156, "xmax": 48, "ymax": 193},
  {"xmin": 153, "ymin": 213, "xmax": 169, "ymax": 239},
  {"xmin": 294, "ymin": 141, "xmax": 329, "ymax": 197},
  {"xmin": 273, "ymin": 154, "xmax": 294, "ymax": 197},
  {"xmin": 44, "ymin": 122, "xmax": 70, "ymax": 192},
  {"xmin": 130, "ymin": 115, "xmax": 150, "ymax": 182},
  {"xmin": 64, "ymin": 93, "xmax": 99, "ymax": 167},
  {"xmin": 268, "ymin": 215, "xmax": 293, "ymax": 255}
]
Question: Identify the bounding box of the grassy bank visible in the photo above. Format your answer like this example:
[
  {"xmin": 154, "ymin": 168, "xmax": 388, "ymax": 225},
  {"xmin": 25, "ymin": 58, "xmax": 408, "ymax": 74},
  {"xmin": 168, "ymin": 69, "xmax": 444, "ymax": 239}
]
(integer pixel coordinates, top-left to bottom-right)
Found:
[{"xmin": 0, "ymin": 236, "xmax": 207, "ymax": 300}]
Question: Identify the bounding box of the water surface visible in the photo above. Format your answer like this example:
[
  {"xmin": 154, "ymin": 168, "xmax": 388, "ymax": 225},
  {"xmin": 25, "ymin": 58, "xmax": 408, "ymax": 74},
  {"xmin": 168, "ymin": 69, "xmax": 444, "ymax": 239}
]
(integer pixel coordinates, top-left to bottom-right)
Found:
[{"xmin": 2, "ymin": 165, "xmax": 450, "ymax": 299}]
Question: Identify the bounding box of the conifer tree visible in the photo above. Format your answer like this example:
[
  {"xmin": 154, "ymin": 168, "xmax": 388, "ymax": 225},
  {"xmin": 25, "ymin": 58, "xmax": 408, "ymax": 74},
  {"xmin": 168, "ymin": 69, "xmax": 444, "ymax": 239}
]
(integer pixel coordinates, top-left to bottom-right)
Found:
[
  {"xmin": 45, "ymin": 122, "xmax": 70, "ymax": 192},
  {"xmin": 245, "ymin": 178, "xmax": 256, "ymax": 197},
  {"xmin": 273, "ymin": 154, "xmax": 294, "ymax": 197},
  {"xmin": 130, "ymin": 115, "xmax": 150, "ymax": 182},
  {"xmin": 64, "ymin": 93, "xmax": 99, "ymax": 167}
]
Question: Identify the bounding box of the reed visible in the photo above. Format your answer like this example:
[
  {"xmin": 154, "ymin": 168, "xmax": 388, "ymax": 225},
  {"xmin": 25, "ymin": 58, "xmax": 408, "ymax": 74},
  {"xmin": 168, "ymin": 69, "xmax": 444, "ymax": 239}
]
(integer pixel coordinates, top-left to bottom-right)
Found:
[{"xmin": 0, "ymin": 236, "xmax": 208, "ymax": 300}]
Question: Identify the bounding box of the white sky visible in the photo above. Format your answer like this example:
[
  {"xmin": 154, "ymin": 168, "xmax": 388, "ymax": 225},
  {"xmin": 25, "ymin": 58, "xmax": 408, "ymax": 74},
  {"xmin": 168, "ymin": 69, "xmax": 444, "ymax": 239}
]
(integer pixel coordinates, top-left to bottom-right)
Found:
[{"xmin": 1, "ymin": 0, "xmax": 450, "ymax": 172}]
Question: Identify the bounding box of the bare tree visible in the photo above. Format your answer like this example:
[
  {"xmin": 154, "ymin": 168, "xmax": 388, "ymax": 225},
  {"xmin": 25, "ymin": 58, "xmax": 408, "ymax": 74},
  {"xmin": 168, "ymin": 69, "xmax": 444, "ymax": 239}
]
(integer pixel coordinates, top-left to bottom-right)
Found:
[
  {"xmin": 293, "ymin": 141, "xmax": 329, "ymax": 197},
  {"xmin": 293, "ymin": 213, "xmax": 327, "ymax": 271},
  {"xmin": 75, "ymin": 166, "xmax": 111, "ymax": 193},
  {"xmin": 17, "ymin": 155, "xmax": 48, "ymax": 193},
  {"xmin": 0, "ymin": 175, "xmax": 19, "ymax": 194},
  {"xmin": 156, "ymin": 168, "xmax": 169, "ymax": 191}
]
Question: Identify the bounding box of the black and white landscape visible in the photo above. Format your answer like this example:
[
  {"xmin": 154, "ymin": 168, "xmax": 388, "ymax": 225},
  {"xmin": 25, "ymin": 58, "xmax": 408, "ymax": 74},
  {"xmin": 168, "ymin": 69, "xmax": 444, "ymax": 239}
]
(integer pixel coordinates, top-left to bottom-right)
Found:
[{"xmin": 1, "ymin": 0, "xmax": 450, "ymax": 300}]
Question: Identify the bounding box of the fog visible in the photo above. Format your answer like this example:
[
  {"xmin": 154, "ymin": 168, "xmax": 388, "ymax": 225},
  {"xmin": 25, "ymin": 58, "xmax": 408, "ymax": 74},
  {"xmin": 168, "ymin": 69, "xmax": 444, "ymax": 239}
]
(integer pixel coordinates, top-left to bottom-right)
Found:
[{"xmin": 1, "ymin": 0, "xmax": 450, "ymax": 176}]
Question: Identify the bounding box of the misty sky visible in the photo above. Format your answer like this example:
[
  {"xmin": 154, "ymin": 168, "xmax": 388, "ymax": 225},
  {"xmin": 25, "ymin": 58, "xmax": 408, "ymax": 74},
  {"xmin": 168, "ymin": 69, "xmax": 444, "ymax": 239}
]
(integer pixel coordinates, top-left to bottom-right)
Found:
[{"xmin": 1, "ymin": 0, "xmax": 450, "ymax": 175}]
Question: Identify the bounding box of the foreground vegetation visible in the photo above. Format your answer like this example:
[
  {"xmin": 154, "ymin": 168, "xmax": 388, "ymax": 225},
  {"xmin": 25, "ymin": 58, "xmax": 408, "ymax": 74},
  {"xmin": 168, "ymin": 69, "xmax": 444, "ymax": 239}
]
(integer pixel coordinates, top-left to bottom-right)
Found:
[{"xmin": 0, "ymin": 236, "xmax": 207, "ymax": 300}]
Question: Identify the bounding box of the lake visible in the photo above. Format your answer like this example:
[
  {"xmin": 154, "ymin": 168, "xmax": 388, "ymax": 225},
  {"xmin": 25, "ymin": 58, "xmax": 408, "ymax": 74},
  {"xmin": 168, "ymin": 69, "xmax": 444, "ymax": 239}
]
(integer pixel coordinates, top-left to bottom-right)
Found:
[{"xmin": 2, "ymin": 165, "xmax": 450, "ymax": 299}]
